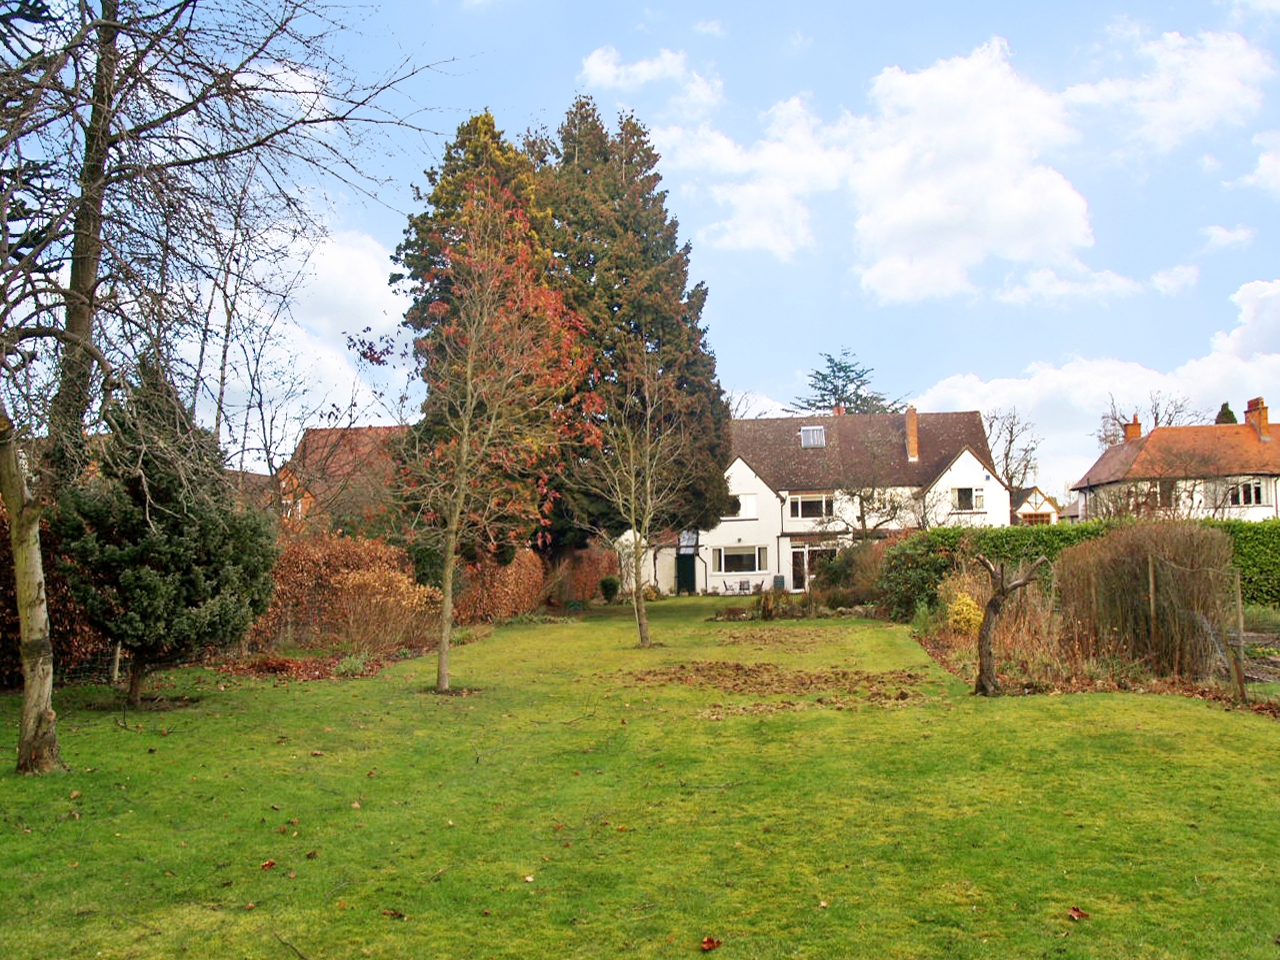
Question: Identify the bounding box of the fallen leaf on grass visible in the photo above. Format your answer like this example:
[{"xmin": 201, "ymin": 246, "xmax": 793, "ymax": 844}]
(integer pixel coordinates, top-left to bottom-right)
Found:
[
  {"xmin": 523, "ymin": 875, "xmax": 535, "ymax": 883},
  {"xmin": 1068, "ymin": 906, "xmax": 1090, "ymax": 921},
  {"xmin": 350, "ymin": 801, "xmax": 361, "ymax": 809},
  {"xmin": 382, "ymin": 909, "xmax": 406, "ymax": 920},
  {"xmin": 701, "ymin": 936, "xmax": 722, "ymax": 951},
  {"xmin": 261, "ymin": 860, "xmax": 276, "ymax": 870},
  {"xmin": 819, "ymin": 900, "xmax": 828, "ymax": 908}
]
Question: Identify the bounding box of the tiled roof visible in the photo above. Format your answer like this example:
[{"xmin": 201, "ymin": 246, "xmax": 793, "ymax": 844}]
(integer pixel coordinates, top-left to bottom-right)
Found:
[
  {"xmin": 1073, "ymin": 423, "xmax": 1280, "ymax": 490},
  {"xmin": 282, "ymin": 425, "xmax": 406, "ymax": 519},
  {"xmin": 730, "ymin": 411, "xmax": 996, "ymax": 493}
]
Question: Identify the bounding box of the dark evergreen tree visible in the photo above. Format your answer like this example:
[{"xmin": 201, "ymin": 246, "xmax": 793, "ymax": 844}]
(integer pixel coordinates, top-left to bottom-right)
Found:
[
  {"xmin": 1215, "ymin": 402, "xmax": 1237, "ymax": 425},
  {"xmin": 531, "ymin": 97, "xmax": 733, "ymax": 544},
  {"xmin": 790, "ymin": 348, "xmax": 902, "ymax": 415},
  {"xmin": 52, "ymin": 364, "xmax": 276, "ymax": 704}
]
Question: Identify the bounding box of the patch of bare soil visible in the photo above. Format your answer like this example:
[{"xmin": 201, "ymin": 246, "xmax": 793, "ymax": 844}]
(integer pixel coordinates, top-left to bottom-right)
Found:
[
  {"xmin": 623, "ymin": 660, "xmax": 926, "ymax": 703},
  {"xmin": 213, "ymin": 654, "xmax": 383, "ymax": 682}
]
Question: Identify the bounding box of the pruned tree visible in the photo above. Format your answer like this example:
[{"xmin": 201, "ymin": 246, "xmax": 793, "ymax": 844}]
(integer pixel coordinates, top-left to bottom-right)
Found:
[
  {"xmin": 1, "ymin": 0, "xmax": 432, "ymax": 772},
  {"xmin": 973, "ymin": 553, "xmax": 1049, "ymax": 697},
  {"xmin": 983, "ymin": 407, "xmax": 1040, "ymax": 495},
  {"xmin": 578, "ymin": 354, "xmax": 690, "ymax": 648},
  {"xmin": 396, "ymin": 175, "xmax": 587, "ymax": 692},
  {"xmin": 790, "ymin": 348, "xmax": 902, "ymax": 415}
]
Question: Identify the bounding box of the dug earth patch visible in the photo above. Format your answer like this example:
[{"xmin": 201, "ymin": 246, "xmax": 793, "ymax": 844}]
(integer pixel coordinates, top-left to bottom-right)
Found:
[{"xmin": 622, "ymin": 660, "xmax": 928, "ymax": 717}]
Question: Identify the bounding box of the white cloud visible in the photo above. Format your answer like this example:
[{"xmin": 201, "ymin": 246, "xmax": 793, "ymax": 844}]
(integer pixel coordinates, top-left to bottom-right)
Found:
[
  {"xmin": 998, "ymin": 266, "xmax": 1143, "ymax": 304},
  {"xmin": 662, "ymin": 40, "xmax": 1104, "ymax": 301},
  {"xmin": 694, "ymin": 19, "xmax": 724, "ymax": 37},
  {"xmin": 1232, "ymin": 0, "xmax": 1280, "ymax": 14},
  {"xmin": 659, "ymin": 98, "xmax": 854, "ymax": 258},
  {"xmin": 914, "ymin": 279, "xmax": 1280, "ymax": 492},
  {"xmin": 580, "ymin": 46, "xmax": 687, "ymax": 89},
  {"xmin": 1150, "ymin": 264, "xmax": 1200, "ymax": 295},
  {"xmin": 1065, "ymin": 31, "xmax": 1274, "ymax": 151},
  {"xmin": 1202, "ymin": 223, "xmax": 1256, "ymax": 251},
  {"xmin": 580, "ymin": 45, "xmax": 722, "ymax": 118},
  {"xmin": 1241, "ymin": 130, "xmax": 1280, "ymax": 198},
  {"xmin": 852, "ymin": 40, "xmax": 1094, "ymax": 302},
  {"xmin": 1214, "ymin": 279, "xmax": 1280, "ymax": 356}
]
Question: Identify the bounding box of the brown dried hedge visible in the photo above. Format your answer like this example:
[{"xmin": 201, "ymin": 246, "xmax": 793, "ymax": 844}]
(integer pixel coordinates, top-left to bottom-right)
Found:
[{"xmin": 0, "ymin": 515, "xmax": 109, "ymax": 688}]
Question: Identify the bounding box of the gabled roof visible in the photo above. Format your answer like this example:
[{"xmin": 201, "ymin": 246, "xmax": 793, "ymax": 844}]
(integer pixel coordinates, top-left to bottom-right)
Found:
[
  {"xmin": 1073, "ymin": 423, "xmax": 1280, "ymax": 490},
  {"xmin": 281, "ymin": 425, "xmax": 406, "ymax": 521},
  {"xmin": 1012, "ymin": 486, "xmax": 1059, "ymax": 511},
  {"xmin": 730, "ymin": 411, "xmax": 996, "ymax": 494}
]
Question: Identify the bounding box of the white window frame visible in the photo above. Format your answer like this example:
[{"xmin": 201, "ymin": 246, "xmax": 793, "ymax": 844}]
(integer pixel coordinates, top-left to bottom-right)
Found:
[
  {"xmin": 799, "ymin": 426, "xmax": 826, "ymax": 448},
  {"xmin": 789, "ymin": 494, "xmax": 834, "ymax": 519},
  {"xmin": 713, "ymin": 546, "xmax": 768, "ymax": 574},
  {"xmin": 952, "ymin": 487, "xmax": 984, "ymax": 512}
]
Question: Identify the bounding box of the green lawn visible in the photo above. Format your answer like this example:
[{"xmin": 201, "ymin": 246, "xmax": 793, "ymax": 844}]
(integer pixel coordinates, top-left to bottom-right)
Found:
[{"xmin": 2, "ymin": 598, "xmax": 1278, "ymax": 959}]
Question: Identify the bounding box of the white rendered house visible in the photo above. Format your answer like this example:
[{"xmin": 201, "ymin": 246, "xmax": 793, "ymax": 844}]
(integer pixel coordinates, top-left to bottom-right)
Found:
[
  {"xmin": 640, "ymin": 407, "xmax": 1010, "ymax": 594},
  {"xmin": 1073, "ymin": 397, "xmax": 1280, "ymax": 521}
]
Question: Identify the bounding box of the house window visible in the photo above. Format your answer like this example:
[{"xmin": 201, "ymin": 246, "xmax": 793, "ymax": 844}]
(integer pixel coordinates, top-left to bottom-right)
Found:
[
  {"xmin": 1022, "ymin": 513, "xmax": 1052, "ymax": 526},
  {"xmin": 799, "ymin": 426, "xmax": 826, "ymax": 448},
  {"xmin": 723, "ymin": 493, "xmax": 757, "ymax": 520},
  {"xmin": 1229, "ymin": 479, "xmax": 1268, "ymax": 506},
  {"xmin": 952, "ymin": 487, "xmax": 984, "ymax": 511},
  {"xmin": 713, "ymin": 546, "xmax": 768, "ymax": 574},
  {"xmin": 789, "ymin": 495, "xmax": 834, "ymax": 519}
]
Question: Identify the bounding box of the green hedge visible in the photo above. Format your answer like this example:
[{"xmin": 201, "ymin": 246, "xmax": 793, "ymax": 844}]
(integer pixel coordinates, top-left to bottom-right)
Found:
[
  {"xmin": 877, "ymin": 520, "xmax": 1115, "ymax": 623},
  {"xmin": 1205, "ymin": 518, "xmax": 1280, "ymax": 606},
  {"xmin": 879, "ymin": 518, "xmax": 1280, "ymax": 622}
]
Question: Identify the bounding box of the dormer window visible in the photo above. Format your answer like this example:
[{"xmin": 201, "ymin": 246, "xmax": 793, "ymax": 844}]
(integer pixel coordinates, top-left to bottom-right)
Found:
[{"xmin": 800, "ymin": 426, "xmax": 826, "ymax": 448}]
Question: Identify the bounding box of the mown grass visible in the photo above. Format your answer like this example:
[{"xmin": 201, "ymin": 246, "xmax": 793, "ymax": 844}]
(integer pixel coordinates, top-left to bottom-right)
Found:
[{"xmin": 2, "ymin": 597, "xmax": 1279, "ymax": 959}]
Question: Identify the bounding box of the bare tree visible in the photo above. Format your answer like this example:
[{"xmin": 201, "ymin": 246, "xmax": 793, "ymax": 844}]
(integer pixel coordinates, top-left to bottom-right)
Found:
[
  {"xmin": 1095, "ymin": 391, "xmax": 1207, "ymax": 449},
  {"xmin": 579, "ymin": 355, "xmax": 691, "ymax": 648},
  {"xmin": 983, "ymin": 407, "xmax": 1040, "ymax": 494},
  {"xmin": 973, "ymin": 554, "xmax": 1049, "ymax": 697},
  {"xmin": 397, "ymin": 178, "xmax": 586, "ymax": 691},
  {"xmin": 1, "ymin": 0, "xmax": 435, "ymax": 772}
]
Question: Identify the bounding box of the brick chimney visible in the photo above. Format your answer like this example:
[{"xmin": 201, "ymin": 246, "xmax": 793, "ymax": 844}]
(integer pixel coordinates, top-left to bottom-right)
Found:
[
  {"xmin": 832, "ymin": 404, "xmax": 845, "ymax": 416},
  {"xmin": 1122, "ymin": 415, "xmax": 1141, "ymax": 443},
  {"xmin": 1246, "ymin": 397, "xmax": 1270, "ymax": 441},
  {"xmin": 905, "ymin": 406, "xmax": 919, "ymax": 462}
]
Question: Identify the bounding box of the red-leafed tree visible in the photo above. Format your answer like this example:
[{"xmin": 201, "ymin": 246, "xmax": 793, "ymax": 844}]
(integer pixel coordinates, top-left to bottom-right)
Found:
[{"xmin": 397, "ymin": 175, "xmax": 588, "ymax": 691}]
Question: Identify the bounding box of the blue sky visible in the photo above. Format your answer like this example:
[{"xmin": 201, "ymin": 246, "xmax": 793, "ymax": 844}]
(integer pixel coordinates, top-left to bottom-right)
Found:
[{"xmin": 284, "ymin": 0, "xmax": 1280, "ymax": 497}]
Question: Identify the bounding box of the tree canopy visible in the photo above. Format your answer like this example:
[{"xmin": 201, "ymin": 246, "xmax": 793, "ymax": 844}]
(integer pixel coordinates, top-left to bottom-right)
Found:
[
  {"xmin": 790, "ymin": 348, "xmax": 902, "ymax": 415},
  {"xmin": 530, "ymin": 97, "xmax": 734, "ymax": 544}
]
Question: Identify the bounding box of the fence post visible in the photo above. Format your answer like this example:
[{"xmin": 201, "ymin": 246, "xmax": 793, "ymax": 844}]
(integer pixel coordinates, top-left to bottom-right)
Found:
[{"xmin": 1231, "ymin": 569, "xmax": 1249, "ymax": 703}]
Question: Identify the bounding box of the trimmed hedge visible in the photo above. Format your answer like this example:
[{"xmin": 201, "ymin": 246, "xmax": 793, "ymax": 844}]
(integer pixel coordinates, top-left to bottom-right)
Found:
[
  {"xmin": 878, "ymin": 520, "xmax": 1115, "ymax": 622},
  {"xmin": 879, "ymin": 517, "xmax": 1280, "ymax": 622},
  {"xmin": 1205, "ymin": 518, "xmax": 1280, "ymax": 606}
]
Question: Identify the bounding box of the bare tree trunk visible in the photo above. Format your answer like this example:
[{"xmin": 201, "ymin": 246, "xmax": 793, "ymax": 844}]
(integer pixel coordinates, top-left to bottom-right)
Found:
[
  {"xmin": 631, "ymin": 542, "xmax": 650, "ymax": 647},
  {"xmin": 0, "ymin": 410, "xmax": 63, "ymax": 773},
  {"xmin": 973, "ymin": 554, "xmax": 1049, "ymax": 698},
  {"xmin": 437, "ymin": 525, "xmax": 456, "ymax": 692},
  {"xmin": 975, "ymin": 593, "xmax": 1006, "ymax": 697},
  {"xmin": 127, "ymin": 658, "xmax": 147, "ymax": 707}
]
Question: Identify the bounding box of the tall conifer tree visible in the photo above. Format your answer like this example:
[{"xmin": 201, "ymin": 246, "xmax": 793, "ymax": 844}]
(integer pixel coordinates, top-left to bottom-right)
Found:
[{"xmin": 531, "ymin": 97, "xmax": 733, "ymax": 546}]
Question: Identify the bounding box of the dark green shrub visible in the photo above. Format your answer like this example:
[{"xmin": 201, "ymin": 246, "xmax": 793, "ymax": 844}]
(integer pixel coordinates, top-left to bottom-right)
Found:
[
  {"xmin": 877, "ymin": 533, "xmax": 962, "ymax": 622},
  {"xmin": 53, "ymin": 364, "xmax": 277, "ymax": 704},
  {"xmin": 599, "ymin": 575, "xmax": 621, "ymax": 603}
]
